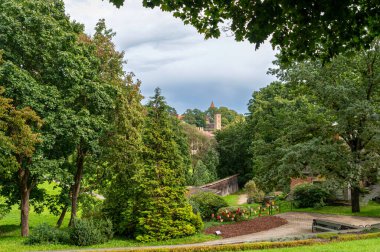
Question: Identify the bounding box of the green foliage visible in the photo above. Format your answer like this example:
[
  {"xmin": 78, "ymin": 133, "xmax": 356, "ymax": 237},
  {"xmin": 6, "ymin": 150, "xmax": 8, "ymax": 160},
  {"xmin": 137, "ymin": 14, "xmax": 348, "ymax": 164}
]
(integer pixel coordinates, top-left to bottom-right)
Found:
[
  {"xmin": 191, "ymin": 160, "xmax": 211, "ymax": 186},
  {"xmin": 292, "ymin": 184, "xmax": 331, "ymax": 208},
  {"xmin": 94, "ymin": 19, "xmax": 146, "ymax": 236},
  {"xmin": 189, "ymin": 192, "xmax": 228, "ymax": 221},
  {"xmin": 182, "ymin": 109, "xmax": 206, "ymax": 128},
  {"xmin": 181, "ymin": 123, "xmax": 219, "ymax": 186},
  {"xmin": 248, "ymin": 42, "xmax": 380, "ymax": 212},
  {"xmin": 215, "ymin": 120, "xmax": 252, "ymax": 186},
  {"xmin": 69, "ymin": 218, "xmax": 113, "ymax": 246},
  {"xmin": 26, "ymin": 223, "xmax": 69, "ymax": 245},
  {"xmin": 135, "ymin": 204, "xmax": 203, "ymax": 242},
  {"xmin": 182, "ymin": 106, "xmax": 243, "ymax": 128},
  {"xmin": 0, "ymin": 0, "xmax": 118, "ymax": 235},
  {"xmin": 109, "ymin": 0, "xmax": 380, "ymax": 63},
  {"xmin": 130, "ymin": 88, "xmax": 202, "ymax": 242},
  {"xmin": 244, "ymin": 181, "xmax": 265, "ymax": 204}
]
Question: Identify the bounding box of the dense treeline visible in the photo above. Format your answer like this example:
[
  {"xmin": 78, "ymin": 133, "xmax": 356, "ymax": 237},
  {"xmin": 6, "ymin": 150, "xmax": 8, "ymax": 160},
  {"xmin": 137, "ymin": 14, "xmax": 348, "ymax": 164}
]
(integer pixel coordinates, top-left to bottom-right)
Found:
[
  {"xmin": 215, "ymin": 42, "xmax": 380, "ymax": 213},
  {"xmin": 0, "ymin": 0, "xmax": 200, "ymax": 239},
  {"xmin": 182, "ymin": 106, "xmax": 243, "ymax": 128}
]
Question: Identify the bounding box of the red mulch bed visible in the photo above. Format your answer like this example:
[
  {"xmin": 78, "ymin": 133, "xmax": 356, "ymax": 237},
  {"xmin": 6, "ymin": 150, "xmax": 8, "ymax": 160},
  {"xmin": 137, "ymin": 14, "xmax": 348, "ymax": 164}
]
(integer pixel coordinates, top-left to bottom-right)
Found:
[{"xmin": 204, "ymin": 216, "xmax": 288, "ymax": 238}]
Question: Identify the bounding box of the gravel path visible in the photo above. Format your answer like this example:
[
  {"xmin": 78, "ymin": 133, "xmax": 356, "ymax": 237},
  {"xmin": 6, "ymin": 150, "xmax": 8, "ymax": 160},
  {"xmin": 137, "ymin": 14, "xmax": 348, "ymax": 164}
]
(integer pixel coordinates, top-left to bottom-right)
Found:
[
  {"xmin": 237, "ymin": 194, "xmax": 248, "ymax": 205},
  {"xmin": 201, "ymin": 212, "xmax": 380, "ymax": 245}
]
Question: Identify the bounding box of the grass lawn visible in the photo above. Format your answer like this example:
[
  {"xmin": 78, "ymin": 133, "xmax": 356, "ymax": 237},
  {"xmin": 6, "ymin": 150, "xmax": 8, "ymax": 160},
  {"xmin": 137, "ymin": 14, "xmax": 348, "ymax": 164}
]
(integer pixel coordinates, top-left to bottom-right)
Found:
[
  {"xmin": 223, "ymin": 194, "xmax": 241, "ymax": 206},
  {"xmin": 243, "ymin": 237, "xmax": 380, "ymax": 252},
  {"xmin": 0, "ymin": 182, "xmax": 219, "ymax": 252},
  {"xmin": 223, "ymin": 190, "xmax": 260, "ymax": 208},
  {"xmin": 278, "ymin": 201, "xmax": 380, "ymax": 218}
]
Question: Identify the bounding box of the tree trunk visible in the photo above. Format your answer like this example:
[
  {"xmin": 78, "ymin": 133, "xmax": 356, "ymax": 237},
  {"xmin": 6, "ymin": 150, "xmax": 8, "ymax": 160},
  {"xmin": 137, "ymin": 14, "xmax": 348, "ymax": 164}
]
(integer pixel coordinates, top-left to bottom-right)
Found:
[
  {"xmin": 351, "ymin": 186, "xmax": 361, "ymax": 213},
  {"xmin": 19, "ymin": 168, "xmax": 31, "ymax": 237},
  {"xmin": 69, "ymin": 146, "xmax": 86, "ymax": 226},
  {"xmin": 56, "ymin": 205, "xmax": 68, "ymax": 228}
]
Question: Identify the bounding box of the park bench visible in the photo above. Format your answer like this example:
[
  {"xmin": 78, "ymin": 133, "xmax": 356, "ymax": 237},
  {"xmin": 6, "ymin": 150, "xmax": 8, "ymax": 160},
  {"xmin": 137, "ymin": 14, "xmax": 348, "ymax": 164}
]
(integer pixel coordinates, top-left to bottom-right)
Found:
[{"xmin": 312, "ymin": 219, "xmax": 360, "ymax": 233}]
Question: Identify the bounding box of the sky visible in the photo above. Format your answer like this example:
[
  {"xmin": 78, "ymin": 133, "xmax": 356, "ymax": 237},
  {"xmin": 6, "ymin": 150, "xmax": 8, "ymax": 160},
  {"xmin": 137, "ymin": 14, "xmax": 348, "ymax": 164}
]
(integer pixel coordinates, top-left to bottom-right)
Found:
[{"xmin": 63, "ymin": 0, "xmax": 277, "ymax": 114}]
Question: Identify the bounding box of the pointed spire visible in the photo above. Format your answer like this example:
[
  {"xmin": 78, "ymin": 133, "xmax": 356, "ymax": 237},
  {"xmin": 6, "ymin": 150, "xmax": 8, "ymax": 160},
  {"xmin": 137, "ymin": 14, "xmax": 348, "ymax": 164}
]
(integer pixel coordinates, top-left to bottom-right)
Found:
[{"xmin": 210, "ymin": 101, "xmax": 215, "ymax": 108}]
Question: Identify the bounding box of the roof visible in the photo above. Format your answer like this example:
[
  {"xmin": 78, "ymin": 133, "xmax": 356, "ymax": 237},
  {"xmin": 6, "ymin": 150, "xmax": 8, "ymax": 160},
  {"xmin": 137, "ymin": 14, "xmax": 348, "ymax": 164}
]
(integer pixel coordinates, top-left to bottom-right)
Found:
[{"xmin": 210, "ymin": 101, "xmax": 215, "ymax": 108}]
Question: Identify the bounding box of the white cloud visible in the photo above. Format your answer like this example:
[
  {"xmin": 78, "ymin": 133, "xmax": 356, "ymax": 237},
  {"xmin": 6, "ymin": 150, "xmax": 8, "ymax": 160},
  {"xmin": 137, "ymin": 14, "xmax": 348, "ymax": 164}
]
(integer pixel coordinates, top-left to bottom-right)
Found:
[{"xmin": 64, "ymin": 0, "xmax": 277, "ymax": 113}]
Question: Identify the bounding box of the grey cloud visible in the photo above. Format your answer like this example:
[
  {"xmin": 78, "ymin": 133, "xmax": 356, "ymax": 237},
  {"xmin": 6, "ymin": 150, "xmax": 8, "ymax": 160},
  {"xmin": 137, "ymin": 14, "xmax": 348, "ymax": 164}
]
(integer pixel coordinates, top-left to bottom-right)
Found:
[{"xmin": 64, "ymin": 0, "xmax": 277, "ymax": 114}]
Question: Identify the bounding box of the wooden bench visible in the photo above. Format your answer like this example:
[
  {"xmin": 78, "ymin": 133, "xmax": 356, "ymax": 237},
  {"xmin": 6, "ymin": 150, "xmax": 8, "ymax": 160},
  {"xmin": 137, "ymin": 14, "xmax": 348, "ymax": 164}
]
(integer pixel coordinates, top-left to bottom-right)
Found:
[{"xmin": 312, "ymin": 219, "xmax": 359, "ymax": 233}]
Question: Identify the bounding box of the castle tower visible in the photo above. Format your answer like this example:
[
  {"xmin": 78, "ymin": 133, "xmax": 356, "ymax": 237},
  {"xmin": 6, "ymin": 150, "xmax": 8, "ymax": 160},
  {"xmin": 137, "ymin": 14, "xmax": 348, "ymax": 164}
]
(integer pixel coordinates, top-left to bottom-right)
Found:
[{"xmin": 214, "ymin": 113, "xmax": 221, "ymax": 130}]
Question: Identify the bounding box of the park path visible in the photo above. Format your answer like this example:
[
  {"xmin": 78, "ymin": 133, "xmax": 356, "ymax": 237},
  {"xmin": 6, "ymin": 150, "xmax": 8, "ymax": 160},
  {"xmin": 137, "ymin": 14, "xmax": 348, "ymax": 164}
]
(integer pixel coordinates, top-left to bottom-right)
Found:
[
  {"xmin": 237, "ymin": 194, "xmax": 248, "ymax": 205},
  {"xmin": 200, "ymin": 212, "xmax": 380, "ymax": 245},
  {"xmin": 54, "ymin": 212, "xmax": 380, "ymax": 252}
]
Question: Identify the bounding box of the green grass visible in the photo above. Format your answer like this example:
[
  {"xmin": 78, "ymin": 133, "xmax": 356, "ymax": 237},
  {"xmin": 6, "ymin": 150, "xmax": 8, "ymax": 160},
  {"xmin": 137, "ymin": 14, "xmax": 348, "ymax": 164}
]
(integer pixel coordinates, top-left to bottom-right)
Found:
[
  {"xmin": 223, "ymin": 190, "xmax": 260, "ymax": 208},
  {"xmin": 223, "ymin": 194, "xmax": 241, "ymax": 206},
  {"xmin": 241, "ymin": 237, "xmax": 380, "ymax": 252},
  {"xmin": 278, "ymin": 200, "xmax": 380, "ymax": 218},
  {"xmin": 0, "ymin": 182, "xmax": 219, "ymax": 252}
]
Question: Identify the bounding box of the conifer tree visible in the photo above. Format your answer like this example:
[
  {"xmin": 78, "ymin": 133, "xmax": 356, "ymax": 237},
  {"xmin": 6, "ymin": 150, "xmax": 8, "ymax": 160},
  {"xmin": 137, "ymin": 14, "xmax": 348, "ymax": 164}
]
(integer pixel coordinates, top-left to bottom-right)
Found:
[
  {"xmin": 87, "ymin": 19, "xmax": 145, "ymax": 235},
  {"xmin": 133, "ymin": 88, "xmax": 202, "ymax": 242}
]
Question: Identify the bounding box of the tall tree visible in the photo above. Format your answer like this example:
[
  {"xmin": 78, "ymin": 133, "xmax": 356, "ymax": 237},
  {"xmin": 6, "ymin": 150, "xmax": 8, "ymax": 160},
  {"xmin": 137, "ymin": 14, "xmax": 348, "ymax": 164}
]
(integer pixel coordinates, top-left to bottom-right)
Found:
[
  {"xmin": 0, "ymin": 0, "xmax": 116, "ymax": 234},
  {"xmin": 90, "ymin": 19, "xmax": 146, "ymax": 235},
  {"xmin": 0, "ymin": 0, "xmax": 72, "ymax": 236},
  {"xmin": 133, "ymin": 88, "xmax": 202, "ymax": 241},
  {"xmin": 215, "ymin": 119, "xmax": 252, "ymax": 186},
  {"xmin": 0, "ymin": 86, "xmax": 42, "ymax": 236},
  {"xmin": 108, "ymin": 0, "xmax": 379, "ymax": 62},
  {"xmin": 248, "ymin": 42, "xmax": 380, "ymax": 212}
]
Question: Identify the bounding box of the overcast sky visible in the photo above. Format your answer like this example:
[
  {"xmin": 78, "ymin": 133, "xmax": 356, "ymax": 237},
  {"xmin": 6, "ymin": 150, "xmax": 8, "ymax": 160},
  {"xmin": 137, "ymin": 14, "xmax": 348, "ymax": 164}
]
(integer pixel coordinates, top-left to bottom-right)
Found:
[{"xmin": 64, "ymin": 0, "xmax": 277, "ymax": 114}]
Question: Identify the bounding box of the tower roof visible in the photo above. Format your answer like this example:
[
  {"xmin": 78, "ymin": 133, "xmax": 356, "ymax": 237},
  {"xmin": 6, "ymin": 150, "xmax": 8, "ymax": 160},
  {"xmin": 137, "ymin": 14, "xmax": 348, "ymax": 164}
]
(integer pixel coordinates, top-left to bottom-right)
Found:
[{"xmin": 210, "ymin": 101, "xmax": 215, "ymax": 108}]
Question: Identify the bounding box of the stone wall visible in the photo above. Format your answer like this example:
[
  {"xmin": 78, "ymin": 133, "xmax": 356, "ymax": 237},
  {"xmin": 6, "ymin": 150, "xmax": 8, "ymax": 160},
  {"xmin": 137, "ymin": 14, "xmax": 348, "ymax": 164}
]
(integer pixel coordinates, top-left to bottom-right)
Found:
[{"xmin": 200, "ymin": 174, "xmax": 239, "ymax": 196}]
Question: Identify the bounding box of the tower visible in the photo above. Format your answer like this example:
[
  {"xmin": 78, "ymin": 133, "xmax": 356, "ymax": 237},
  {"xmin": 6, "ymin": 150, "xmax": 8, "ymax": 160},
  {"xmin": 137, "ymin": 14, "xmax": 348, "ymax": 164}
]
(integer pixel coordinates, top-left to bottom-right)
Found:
[{"xmin": 214, "ymin": 113, "xmax": 221, "ymax": 130}]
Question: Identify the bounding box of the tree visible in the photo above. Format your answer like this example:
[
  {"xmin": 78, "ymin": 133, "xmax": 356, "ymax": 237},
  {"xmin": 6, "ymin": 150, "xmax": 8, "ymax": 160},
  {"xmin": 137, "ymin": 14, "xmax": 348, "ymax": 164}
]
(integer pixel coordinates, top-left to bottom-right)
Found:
[
  {"xmin": 0, "ymin": 0, "xmax": 116, "ymax": 235},
  {"xmin": 107, "ymin": 0, "xmax": 380, "ymax": 63},
  {"xmin": 89, "ymin": 20, "xmax": 147, "ymax": 235},
  {"xmin": 248, "ymin": 42, "xmax": 380, "ymax": 212},
  {"xmin": 181, "ymin": 123, "xmax": 218, "ymax": 185},
  {"xmin": 248, "ymin": 82, "xmax": 330, "ymax": 191},
  {"xmin": 0, "ymin": 86, "xmax": 42, "ymax": 236},
  {"xmin": 0, "ymin": 0, "xmax": 71, "ymax": 236},
  {"xmin": 182, "ymin": 109, "xmax": 205, "ymax": 128},
  {"xmin": 215, "ymin": 119, "xmax": 252, "ymax": 186},
  {"xmin": 132, "ymin": 88, "xmax": 202, "ymax": 241}
]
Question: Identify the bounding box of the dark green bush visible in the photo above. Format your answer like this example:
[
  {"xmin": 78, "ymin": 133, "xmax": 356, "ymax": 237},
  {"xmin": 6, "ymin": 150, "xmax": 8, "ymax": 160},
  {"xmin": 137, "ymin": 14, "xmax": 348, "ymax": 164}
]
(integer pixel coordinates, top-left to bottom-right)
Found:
[
  {"xmin": 69, "ymin": 218, "xmax": 113, "ymax": 246},
  {"xmin": 293, "ymin": 183, "xmax": 331, "ymax": 208},
  {"xmin": 26, "ymin": 223, "xmax": 69, "ymax": 245},
  {"xmin": 189, "ymin": 191, "xmax": 228, "ymax": 220}
]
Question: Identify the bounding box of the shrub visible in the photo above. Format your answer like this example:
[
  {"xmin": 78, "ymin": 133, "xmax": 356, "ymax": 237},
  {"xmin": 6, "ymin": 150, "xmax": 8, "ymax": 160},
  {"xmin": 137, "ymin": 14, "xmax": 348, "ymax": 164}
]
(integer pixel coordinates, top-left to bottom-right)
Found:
[
  {"xmin": 69, "ymin": 218, "xmax": 113, "ymax": 246},
  {"xmin": 244, "ymin": 180, "xmax": 265, "ymax": 203},
  {"xmin": 26, "ymin": 223, "xmax": 69, "ymax": 245},
  {"xmin": 189, "ymin": 191, "xmax": 228, "ymax": 220},
  {"xmin": 292, "ymin": 183, "xmax": 331, "ymax": 208},
  {"xmin": 135, "ymin": 204, "xmax": 203, "ymax": 242}
]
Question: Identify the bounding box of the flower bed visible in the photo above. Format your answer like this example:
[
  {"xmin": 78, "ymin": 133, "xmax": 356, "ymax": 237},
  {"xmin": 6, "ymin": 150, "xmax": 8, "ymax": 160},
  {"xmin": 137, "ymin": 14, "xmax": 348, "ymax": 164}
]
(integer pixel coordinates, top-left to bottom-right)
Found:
[{"xmin": 204, "ymin": 216, "xmax": 288, "ymax": 238}]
